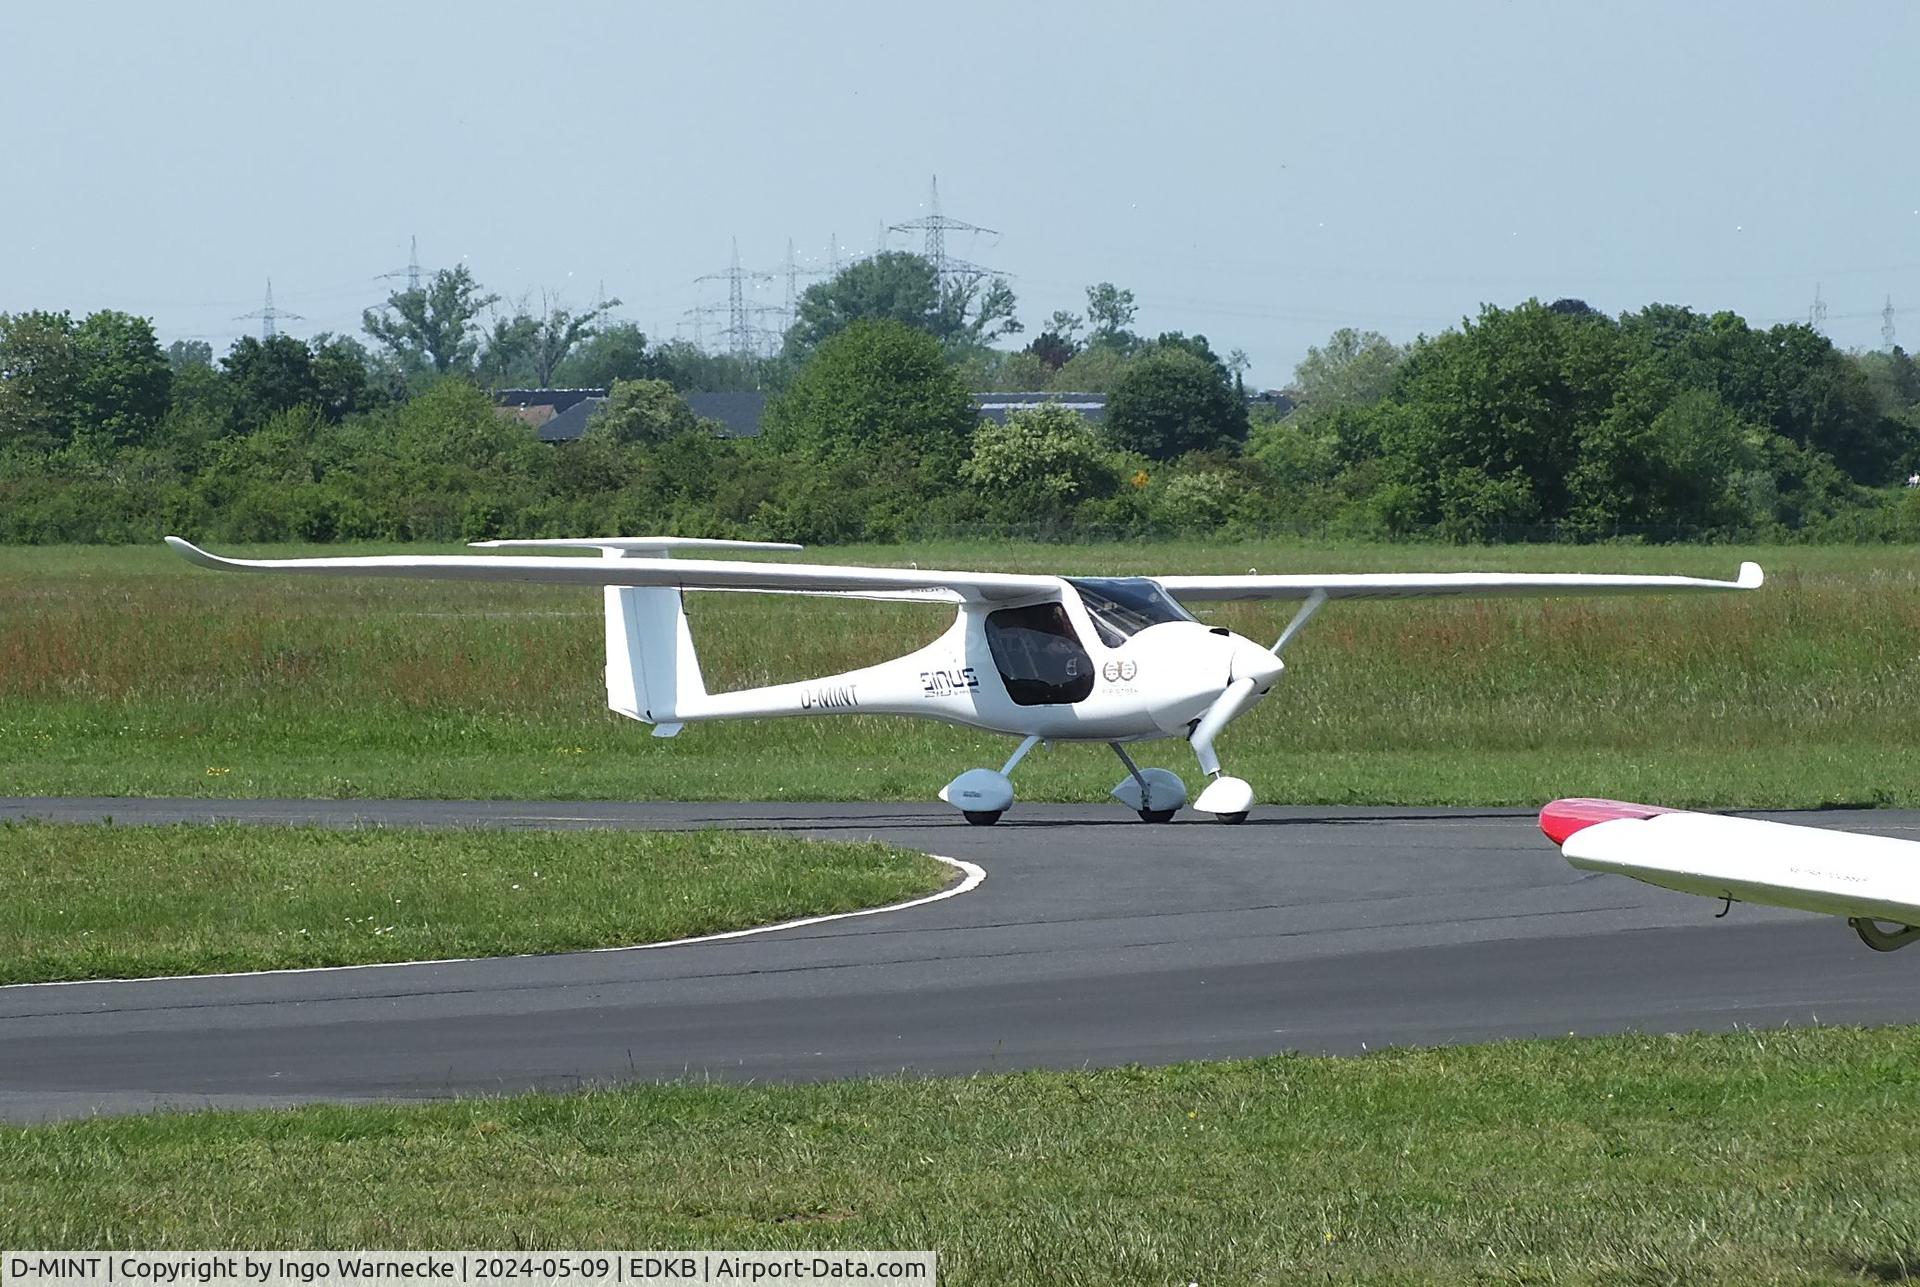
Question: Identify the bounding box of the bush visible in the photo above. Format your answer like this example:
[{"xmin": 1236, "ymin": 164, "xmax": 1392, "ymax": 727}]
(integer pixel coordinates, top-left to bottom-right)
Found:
[
  {"xmin": 960, "ymin": 404, "xmax": 1119, "ymax": 519},
  {"xmin": 764, "ymin": 320, "xmax": 976, "ymax": 465}
]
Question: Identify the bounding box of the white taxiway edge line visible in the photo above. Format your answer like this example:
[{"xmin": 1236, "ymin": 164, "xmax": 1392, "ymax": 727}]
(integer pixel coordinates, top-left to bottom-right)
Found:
[{"xmin": 0, "ymin": 854, "xmax": 987, "ymax": 991}]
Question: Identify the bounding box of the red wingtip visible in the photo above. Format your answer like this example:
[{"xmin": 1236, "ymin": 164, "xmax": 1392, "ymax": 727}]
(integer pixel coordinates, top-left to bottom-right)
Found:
[{"xmin": 1538, "ymin": 798, "xmax": 1676, "ymax": 846}]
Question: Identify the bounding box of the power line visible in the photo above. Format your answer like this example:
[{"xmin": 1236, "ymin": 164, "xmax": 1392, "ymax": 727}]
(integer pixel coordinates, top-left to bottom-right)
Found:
[{"xmin": 233, "ymin": 279, "xmax": 302, "ymax": 340}]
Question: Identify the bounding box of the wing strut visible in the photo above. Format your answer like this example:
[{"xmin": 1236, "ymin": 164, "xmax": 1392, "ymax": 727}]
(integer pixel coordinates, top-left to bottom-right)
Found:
[{"xmin": 1270, "ymin": 588, "xmax": 1328, "ymax": 655}]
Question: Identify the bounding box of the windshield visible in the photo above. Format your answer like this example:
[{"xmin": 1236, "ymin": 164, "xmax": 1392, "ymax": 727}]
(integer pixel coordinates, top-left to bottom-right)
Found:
[{"xmin": 1068, "ymin": 577, "xmax": 1197, "ymax": 648}]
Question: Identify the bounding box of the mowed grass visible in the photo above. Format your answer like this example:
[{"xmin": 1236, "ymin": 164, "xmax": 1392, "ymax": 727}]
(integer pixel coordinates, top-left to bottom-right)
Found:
[
  {"xmin": 6, "ymin": 1028, "xmax": 1920, "ymax": 1283},
  {"xmin": 0, "ymin": 822, "xmax": 946, "ymax": 983},
  {"xmin": 4, "ymin": 540, "xmax": 1919, "ymax": 807}
]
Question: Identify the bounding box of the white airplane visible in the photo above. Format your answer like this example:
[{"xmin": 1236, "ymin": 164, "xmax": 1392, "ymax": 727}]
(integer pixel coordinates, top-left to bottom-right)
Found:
[
  {"xmin": 1541, "ymin": 798, "xmax": 1920, "ymax": 952},
  {"xmin": 165, "ymin": 535, "xmax": 1762, "ymax": 825}
]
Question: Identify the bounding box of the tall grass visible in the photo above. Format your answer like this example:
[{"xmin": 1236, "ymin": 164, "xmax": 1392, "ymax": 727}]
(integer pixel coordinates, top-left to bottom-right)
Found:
[{"xmin": 3, "ymin": 540, "xmax": 1917, "ymax": 806}]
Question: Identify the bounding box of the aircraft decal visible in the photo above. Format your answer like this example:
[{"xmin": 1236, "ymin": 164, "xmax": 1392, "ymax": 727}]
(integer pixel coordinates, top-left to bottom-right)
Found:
[
  {"xmin": 800, "ymin": 683, "xmax": 859, "ymax": 710},
  {"xmin": 920, "ymin": 667, "xmax": 980, "ymax": 698}
]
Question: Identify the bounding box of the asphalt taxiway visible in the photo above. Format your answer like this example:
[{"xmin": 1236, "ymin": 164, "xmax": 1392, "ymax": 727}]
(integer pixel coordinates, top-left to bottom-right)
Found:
[{"xmin": 2, "ymin": 798, "xmax": 1916, "ymax": 1122}]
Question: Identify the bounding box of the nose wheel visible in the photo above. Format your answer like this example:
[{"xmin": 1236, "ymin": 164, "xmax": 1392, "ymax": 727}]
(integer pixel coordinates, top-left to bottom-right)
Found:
[{"xmin": 963, "ymin": 810, "xmax": 1004, "ymax": 827}]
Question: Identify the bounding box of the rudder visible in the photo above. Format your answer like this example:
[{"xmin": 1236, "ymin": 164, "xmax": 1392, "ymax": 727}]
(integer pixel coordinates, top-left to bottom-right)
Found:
[{"xmin": 605, "ymin": 585, "xmax": 706, "ymax": 732}]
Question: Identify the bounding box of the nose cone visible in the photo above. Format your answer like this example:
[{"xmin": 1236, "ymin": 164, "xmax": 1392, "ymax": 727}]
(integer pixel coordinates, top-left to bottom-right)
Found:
[{"xmin": 1229, "ymin": 636, "xmax": 1284, "ymax": 689}]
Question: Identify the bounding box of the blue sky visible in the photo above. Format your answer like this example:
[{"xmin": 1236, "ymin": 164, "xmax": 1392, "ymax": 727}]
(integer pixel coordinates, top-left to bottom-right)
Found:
[{"xmin": 2, "ymin": 0, "xmax": 1914, "ymax": 384}]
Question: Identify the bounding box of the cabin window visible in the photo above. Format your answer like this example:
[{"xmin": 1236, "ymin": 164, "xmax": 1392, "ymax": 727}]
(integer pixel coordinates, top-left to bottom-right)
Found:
[
  {"xmin": 1068, "ymin": 577, "xmax": 1196, "ymax": 648},
  {"xmin": 985, "ymin": 602, "xmax": 1095, "ymax": 706}
]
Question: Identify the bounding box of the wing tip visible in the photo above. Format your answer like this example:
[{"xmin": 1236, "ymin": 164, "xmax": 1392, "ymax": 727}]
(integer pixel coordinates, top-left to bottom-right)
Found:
[
  {"xmin": 1539, "ymin": 797, "xmax": 1678, "ymax": 846},
  {"xmin": 163, "ymin": 535, "xmax": 221, "ymax": 568}
]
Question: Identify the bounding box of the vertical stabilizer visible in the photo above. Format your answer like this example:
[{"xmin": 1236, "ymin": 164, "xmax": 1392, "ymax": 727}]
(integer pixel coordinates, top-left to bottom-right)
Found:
[{"xmin": 605, "ymin": 574, "xmax": 706, "ymax": 732}]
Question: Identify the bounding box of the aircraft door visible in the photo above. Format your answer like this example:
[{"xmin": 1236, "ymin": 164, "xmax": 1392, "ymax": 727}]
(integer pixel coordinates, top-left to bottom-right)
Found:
[{"xmin": 984, "ymin": 601, "xmax": 1096, "ymax": 706}]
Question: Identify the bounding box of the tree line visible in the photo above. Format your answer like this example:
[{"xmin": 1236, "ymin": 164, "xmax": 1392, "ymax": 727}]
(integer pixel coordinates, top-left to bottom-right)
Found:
[{"xmin": 2, "ymin": 255, "xmax": 1917, "ymax": 545}]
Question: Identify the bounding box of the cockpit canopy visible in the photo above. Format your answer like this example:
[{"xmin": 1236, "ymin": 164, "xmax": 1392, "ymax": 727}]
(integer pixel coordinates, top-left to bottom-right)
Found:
[{"xmin": 1067, "ymin": 577, "xmax": 1197, "ymax": 648}]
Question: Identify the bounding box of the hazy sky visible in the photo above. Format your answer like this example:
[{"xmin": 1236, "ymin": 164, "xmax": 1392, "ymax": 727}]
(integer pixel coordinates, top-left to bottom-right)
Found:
[{"xmin": 2, "ymin": 1, "xmax": 1914, "ymax": 385}]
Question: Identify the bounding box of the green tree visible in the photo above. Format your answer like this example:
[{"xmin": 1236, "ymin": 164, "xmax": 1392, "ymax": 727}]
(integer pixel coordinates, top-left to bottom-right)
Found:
[
  {"xmin": 961, "ymin": 404, "xmax": 1117, "ymax": 514},
  {"xmin": 527, "ymin": 293, "xmax": 621, "ymax": 388},
  {"xmin": 786, "ymin": 252, "xmax": 940, "ymax": 354},
  {"xmin": 1293, "ymin": 328, "xmax": 1405, "ymax": 412},
  {"xmin": 1024, "ymin": 329, "xmax": 1077, "ymax": 371},
  {"xmin": 588, "ymin": 378, "xmax": 699, "ymax": 446},
  {"xmin": 1085, "ymin": 282, "xmax": 1138, "ymax": 350},
  {"xmin": 786, "ymin": 252, "xmax": 1020, "ymax": 355},
  {"xmin": 1370, "ymin": 300, "xmax": 1621, "ymax": 530},
  {"xmin": 554, "ymin": 321, "xmax": 656, "ymax": 387},
  {"xmin": 310, "ymin": 334, "xmax": 379, "ymax": 420},
  {"xmin": 1621, "ymin": 305, "xmax": 1905, "ymax": 484},
  {"xmin": 1104, "ymin": 347, "xmax": 1250, "ymax": 460},
  {"xmin": 71, "ymin": 311, "xmax": 171, "ymax": 447},
  {"xmin": 1051, "ymin": 345, "xmax": 1133, "ymax": 393},
  {"xmin": 167, "ymin": 339, "xmax": 213, "ymax": 372},
  {"xmin": 362, "ymin": 264, "xmax": 499, "ymax": 375},
  {"xmin": 0, "ymin": 311, "xmax": 78, "ymax": 451},
  {"xmin": 765, "ymin": 319, "xmax": 976, "ymax": 462},
  {"xmin": 221, "ymin": 335, "xmax": 320, "ymax": 431},
  {"xmin": 648, "ymin": 341, "xmax": 773, "ymax": 393},
  {"xmin": 937, "ymin": 274, "xmax": 1022, "ymax": 346},
  {"xmin": 387, "ymin": 379, "xmax": 542, "ymax": 473},
  {"xmin": 475, "ymin": 313, "xmax": 538, "ymax": 389}
]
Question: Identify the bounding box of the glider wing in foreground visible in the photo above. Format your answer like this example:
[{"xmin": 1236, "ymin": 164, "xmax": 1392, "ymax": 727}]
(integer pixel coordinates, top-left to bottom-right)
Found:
[{"xmin": 1541, "ymin": 798, "xmax": 1920, "ymax": 952}]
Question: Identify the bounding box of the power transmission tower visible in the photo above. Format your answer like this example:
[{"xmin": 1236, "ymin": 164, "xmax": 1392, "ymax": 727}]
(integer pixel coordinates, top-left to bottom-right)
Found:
[
  {"xmin": 1809, "ymin": 283, "xmax": 1828, "ymax": 333},
  {"xmin": 779, "ymin": 238, "xmax": 826, "ymax": 332},
  {"xmin": 679, "ymin": 306, "xmax": 709, "ymax": 349},
  {"xmin": 234, "ymin": 279, "xmax": 302, "ymax": 340},
  {"xmin": 1885, "ymin": 296, "xmax": 1898, "ymax": 350},
  {"xmin": 378, "ymin": 235, "xmax": 424, "ymax": 293},
  {"xmin": 889, "ymin": 174, "xmax": 1002, "ymax": 307},
  {"xmin": 694, "ymin": 237, "xmax": 781, "ymax": 358}
]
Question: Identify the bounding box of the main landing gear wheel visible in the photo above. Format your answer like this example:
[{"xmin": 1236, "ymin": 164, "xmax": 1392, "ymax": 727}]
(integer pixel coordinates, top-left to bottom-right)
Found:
[
  {"xmin": 1137, "ymin": 807, "xmax": 1178, "ymax": 824},
  {"xmin": 1217, "ymin": 812, "xmax": 1249, "ymax": 825},
  {"xmin": 963, "ymin": 810, "xmax": 1004, "ymax": 827}
]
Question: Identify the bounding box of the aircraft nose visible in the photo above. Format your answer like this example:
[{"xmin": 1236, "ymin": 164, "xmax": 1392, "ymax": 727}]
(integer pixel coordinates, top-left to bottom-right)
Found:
[{"xmin": 1229, "ymin": 636, "xmax": 1284, "ymax": 689}]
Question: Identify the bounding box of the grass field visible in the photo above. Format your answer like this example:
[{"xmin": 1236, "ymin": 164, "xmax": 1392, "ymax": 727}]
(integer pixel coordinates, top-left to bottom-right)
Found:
[
  {"xmin": 0, "ymin": 822, "xmax": 946, "ymax": 983},
  {"xmin": 4, "ymin": 539, "xmax": 1919, "ymax": 807},
  {"xmin": 3, "ymin": 1027, "xmax": 1917, "ymax": 1282}
]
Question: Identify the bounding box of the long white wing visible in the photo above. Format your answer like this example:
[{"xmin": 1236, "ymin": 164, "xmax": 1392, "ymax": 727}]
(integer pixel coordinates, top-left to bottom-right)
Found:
[
  {"xmin": 1157, "ymin": 562, "xmax": 1763, "ymax": 602},
  {"xmin": 164, "ymin": 538, "xmax": 1057, "ymax": 603},
  {"xmin": 1542, "ymin": 798, "xmax": 1920, "ymax": 930},
  {"xmin": 470, "ymin": 537, "xmax": 803, "ymax": 555}
]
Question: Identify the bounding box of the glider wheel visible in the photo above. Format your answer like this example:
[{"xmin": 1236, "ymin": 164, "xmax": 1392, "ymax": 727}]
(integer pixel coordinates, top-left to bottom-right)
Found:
[
  {"xmin": 1216, "ymin": 812, "xmax": 1250, "ymax": 825},
  {"xmin": 963, "ymin": 810, "xmax": 1004, "ymax": 827},
  {"xmin": 1137, "ymin": 808, "xmax": 1178, "ymax": 824}
]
